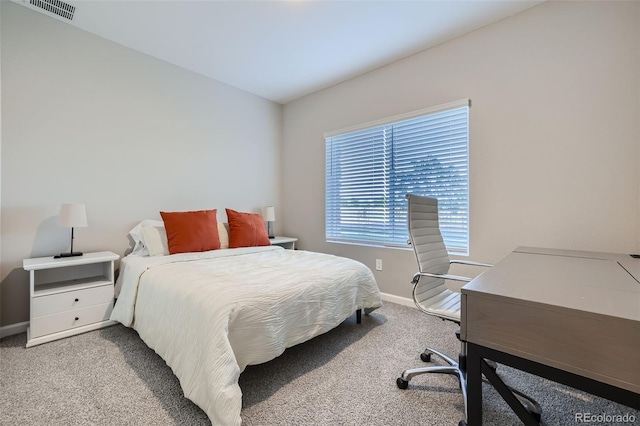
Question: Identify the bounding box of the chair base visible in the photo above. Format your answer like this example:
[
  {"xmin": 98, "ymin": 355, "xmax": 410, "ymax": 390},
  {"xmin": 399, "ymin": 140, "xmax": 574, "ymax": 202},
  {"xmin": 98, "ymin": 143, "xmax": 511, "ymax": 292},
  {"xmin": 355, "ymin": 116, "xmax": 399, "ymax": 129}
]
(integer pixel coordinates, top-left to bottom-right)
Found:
[
  {"xmin": 397, "ymin": 347, "xmax": 468, "ymax": 416},
  {"xmin": 397, "ymin": 347, "xmax": 542, "ymax": 424}
]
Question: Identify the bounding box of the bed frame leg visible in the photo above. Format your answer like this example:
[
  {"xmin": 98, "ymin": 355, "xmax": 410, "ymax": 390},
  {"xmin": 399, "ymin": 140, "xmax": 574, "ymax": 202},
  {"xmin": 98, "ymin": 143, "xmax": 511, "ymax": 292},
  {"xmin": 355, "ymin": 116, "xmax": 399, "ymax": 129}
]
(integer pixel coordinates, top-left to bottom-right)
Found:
[{"xmin": 356, "ymin": 309, "xmax": 362, "ymax": 324}]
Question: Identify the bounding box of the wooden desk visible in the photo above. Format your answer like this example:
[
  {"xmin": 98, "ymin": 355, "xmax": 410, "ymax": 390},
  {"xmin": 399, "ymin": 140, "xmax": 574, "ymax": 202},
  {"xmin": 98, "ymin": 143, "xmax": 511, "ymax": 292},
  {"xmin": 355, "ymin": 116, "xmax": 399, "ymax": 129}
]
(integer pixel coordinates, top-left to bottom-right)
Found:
[{"xmin": 461, "ymin": 247, "xmax": 640, "ymax": 425}]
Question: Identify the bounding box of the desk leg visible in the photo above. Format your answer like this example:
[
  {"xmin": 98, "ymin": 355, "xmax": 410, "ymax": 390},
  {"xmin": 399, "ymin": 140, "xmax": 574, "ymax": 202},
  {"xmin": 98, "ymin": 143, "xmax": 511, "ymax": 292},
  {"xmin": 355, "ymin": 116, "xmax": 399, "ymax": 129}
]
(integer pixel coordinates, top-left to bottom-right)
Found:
[
  {"xmin": 467, "ymin": 343, "xmax": 483, "ymax": 425},
  {"xmin": 469, "ymin": 344, "xmax": 542, "ymax": 425}
]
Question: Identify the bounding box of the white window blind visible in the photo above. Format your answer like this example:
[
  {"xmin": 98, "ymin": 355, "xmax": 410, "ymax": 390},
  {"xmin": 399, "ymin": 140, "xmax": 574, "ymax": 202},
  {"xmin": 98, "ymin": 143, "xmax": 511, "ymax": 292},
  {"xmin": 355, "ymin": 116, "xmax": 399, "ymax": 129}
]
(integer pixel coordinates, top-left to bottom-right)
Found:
[{"xmin": 325, "ymin": 100, "xmax": 470, "ymax": 254}]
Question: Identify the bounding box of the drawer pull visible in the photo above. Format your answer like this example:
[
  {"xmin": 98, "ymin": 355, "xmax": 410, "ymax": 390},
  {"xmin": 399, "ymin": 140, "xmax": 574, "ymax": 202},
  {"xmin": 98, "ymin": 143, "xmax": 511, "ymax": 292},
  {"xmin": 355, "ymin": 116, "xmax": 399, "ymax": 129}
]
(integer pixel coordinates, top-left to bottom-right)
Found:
[
  {"xmin": 75, "ymin": 317, "xmax": 79, "ymax": 321},
  {"xmin": 74, "ymin": 298, "xmax": 79, "ymax": 302}
]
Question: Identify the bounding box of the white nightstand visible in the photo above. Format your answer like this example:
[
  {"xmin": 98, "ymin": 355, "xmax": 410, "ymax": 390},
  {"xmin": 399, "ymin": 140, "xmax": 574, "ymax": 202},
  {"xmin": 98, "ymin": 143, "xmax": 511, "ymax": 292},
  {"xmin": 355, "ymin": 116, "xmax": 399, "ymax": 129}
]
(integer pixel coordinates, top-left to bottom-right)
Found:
[
  {"xmin": 22, "ymin": 251, "xmax": 119, "ymax": 348},
  {"xmin": 270, "ymin": 236, "xmax": 298, "ymax": 250}
]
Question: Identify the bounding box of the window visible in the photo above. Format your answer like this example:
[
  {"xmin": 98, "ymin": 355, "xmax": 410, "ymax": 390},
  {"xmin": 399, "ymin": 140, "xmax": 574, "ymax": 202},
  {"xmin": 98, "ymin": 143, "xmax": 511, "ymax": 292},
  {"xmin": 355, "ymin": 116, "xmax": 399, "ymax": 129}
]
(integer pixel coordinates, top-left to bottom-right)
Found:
[{"xmin": 325, "ymin": 99, "xmax": 470, "ymax": 254}]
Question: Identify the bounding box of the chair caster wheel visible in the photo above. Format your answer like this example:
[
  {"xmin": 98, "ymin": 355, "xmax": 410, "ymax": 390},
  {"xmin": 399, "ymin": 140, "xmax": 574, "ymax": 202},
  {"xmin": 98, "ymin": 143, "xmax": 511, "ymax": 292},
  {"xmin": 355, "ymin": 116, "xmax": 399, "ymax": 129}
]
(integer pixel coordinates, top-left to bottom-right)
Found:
[
  {"xmin": 396, "ymin": 377, "xmax": 409, "ymax": 389},
  {"xmin": 420, "ymin": 352, "xmax": 431, "ymax": 362},
  {"xmin": 458, "ymin": 421, "xmax": 467, "ymax": 426}
]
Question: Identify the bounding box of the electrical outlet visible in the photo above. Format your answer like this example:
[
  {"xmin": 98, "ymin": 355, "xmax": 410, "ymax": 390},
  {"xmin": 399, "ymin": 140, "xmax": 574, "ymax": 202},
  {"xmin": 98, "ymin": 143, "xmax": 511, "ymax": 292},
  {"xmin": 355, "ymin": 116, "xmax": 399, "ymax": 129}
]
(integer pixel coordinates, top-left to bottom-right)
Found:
[{"xmin": 375, "ymin": 259, "xmax": 383, "ymax": 271}]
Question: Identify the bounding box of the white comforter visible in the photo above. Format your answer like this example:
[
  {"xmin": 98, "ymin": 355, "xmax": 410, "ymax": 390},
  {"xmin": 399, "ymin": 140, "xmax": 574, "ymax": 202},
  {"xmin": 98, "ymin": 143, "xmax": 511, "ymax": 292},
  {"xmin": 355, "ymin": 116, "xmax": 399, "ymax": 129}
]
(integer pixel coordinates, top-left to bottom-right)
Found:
[{"xmin": 110, "ymin": 246, "xmax": 382, "ymax": 425}]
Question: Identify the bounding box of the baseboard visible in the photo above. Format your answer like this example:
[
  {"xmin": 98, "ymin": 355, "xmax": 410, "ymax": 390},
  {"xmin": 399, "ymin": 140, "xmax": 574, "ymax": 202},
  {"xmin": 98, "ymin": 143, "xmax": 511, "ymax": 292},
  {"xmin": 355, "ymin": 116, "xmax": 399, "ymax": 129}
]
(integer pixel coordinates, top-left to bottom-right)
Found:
[
  {"xmin": 380, "ymin": 292, "xmax": 415, "ymax": 308},
  {"xmin": 0, "ymin": 321, "xmax": 29, "ymax": 339}
]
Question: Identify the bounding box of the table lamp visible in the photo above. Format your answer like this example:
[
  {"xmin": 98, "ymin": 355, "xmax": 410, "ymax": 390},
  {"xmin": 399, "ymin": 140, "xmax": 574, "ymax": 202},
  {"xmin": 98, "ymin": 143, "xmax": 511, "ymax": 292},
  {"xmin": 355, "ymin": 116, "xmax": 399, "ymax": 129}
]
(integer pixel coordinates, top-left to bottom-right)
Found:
[
  {"xmin": 57, "ymin": 203, "xmax": 87, "ymax": 258},
  {"xmin": 262, "ymin": 206, "xmax": 275, "ymax": 239}
]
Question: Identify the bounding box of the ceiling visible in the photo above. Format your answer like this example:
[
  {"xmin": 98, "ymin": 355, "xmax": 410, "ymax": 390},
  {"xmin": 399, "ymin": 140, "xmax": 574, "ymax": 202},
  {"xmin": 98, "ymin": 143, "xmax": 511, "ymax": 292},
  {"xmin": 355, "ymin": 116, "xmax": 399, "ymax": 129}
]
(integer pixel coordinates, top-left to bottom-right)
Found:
[{"xmin": 16, "ymin": 0, "xmax": 544, "ymax": 104}]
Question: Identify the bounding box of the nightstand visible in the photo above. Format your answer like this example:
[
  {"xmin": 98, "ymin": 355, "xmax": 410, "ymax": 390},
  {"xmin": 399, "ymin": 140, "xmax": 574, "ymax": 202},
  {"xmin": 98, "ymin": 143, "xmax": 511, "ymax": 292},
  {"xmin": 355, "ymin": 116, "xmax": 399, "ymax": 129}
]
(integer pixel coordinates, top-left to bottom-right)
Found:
[
  {"xmin": 270, "ymin": 236, "xmax": 298, "ymax": 250},
  {"xmin": 22, "ymin": 251, "xmax": 119, "ymax": 348}
]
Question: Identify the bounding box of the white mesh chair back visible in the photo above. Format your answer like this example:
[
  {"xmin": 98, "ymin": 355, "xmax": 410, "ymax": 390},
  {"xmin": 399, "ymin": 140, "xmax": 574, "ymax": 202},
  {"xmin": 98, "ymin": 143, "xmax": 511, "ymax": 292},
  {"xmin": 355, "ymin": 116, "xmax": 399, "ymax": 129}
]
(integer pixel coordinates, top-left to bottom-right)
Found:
[{"xmin": 407, "ymin": 194, "xmax": 460, "ymax": 323}]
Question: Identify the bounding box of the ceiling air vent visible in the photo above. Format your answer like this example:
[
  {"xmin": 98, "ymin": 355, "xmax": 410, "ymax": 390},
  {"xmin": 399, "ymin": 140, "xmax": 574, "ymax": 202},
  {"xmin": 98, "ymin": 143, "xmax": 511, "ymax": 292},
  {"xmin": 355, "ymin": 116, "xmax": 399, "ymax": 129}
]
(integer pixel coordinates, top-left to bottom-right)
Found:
[{"xmin": 29, "ymin": 0, "xmax": 75, "ymax": 21}]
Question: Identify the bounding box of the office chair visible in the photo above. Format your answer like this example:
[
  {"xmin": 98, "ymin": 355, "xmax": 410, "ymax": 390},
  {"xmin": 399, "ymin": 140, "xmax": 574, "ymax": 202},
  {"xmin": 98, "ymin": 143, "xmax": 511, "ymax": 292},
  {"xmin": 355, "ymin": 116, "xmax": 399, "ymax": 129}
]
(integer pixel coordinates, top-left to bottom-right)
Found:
[{"xmin": 396, "ymin": 194, "xmax": 541, "ymax": 424}]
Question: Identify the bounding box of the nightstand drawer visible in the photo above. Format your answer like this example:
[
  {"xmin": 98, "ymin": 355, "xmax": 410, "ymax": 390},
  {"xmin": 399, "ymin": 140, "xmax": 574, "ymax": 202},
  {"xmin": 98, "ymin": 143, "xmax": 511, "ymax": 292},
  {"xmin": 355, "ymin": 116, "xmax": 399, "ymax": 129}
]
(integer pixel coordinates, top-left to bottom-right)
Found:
[
  {"xmin": 32, "ymin": 284, "xmax": 113, "ymax": 317},
  {"xmin": 30, "ymin": 302, "xmax": 113, "ymax": 338}
]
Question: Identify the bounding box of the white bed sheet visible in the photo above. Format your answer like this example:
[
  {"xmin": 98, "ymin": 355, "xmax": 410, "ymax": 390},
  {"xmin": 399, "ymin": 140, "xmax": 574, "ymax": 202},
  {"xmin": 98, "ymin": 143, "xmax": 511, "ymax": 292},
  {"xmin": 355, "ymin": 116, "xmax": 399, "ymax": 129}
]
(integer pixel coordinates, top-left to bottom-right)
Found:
[{"xmin": 110, "ymin": 246, "xmax": 382, "ymax": 425}]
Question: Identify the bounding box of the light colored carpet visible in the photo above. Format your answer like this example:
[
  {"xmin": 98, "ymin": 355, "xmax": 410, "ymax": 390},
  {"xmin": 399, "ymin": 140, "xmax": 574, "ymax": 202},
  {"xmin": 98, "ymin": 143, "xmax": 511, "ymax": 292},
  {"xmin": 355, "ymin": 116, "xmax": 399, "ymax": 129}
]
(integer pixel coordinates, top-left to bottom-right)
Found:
[{"xmin": 1, "ymin": 302, "xmax": 637, "ymax": 425}]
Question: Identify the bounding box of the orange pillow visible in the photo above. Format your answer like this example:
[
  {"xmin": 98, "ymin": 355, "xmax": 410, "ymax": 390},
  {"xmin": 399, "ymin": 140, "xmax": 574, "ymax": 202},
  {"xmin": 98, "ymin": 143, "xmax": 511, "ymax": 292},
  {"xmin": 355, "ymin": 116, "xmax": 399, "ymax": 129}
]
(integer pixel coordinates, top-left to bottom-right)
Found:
[
  {"xmin": 159, "ymin": 209, "xmax": 220, "ymax": 254},
  {"xmin": 226, "ymin": 208, "xmax": 271, "ymax": 248}
]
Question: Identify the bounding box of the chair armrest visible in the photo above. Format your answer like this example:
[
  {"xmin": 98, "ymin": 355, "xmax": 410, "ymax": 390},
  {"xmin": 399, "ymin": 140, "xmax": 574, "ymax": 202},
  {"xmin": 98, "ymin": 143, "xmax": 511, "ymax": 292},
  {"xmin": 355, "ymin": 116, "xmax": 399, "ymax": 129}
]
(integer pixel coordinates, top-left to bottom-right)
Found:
[
  {"xmin": 413, "ymin": 271, "xmax": 472, "ymax": 283},
  {"xmin": 450, "ymin": 259, "xmax": 493, "ymax": 268}
]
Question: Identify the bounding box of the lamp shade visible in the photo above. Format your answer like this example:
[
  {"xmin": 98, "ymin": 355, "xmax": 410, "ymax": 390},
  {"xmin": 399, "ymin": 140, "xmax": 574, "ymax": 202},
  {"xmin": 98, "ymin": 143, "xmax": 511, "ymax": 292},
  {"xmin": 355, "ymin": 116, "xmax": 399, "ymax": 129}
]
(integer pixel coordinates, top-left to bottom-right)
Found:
[
  {"xmin": 262, "ymin": 206, "xmax": 276, "ymax": 222},
  {"xmin": 58, "ymin": 203, "xmax": 88, "ymax": 228}
]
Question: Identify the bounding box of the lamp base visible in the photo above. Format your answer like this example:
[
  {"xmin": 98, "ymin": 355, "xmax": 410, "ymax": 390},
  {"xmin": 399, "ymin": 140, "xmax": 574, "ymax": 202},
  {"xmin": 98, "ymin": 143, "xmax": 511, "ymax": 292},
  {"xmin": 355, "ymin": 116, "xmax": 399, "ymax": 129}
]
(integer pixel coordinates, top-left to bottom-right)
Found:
[{"xmin": 55, "ymin": 252, "xmax": 83, "ymax": 259}]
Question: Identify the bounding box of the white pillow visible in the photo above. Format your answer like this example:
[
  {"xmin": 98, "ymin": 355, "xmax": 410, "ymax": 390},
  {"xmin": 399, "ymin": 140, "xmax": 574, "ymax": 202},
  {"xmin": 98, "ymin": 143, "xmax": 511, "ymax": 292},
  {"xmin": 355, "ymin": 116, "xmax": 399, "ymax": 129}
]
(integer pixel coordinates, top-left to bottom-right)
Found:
[
  {"xmin": 141, "ymin": 226, "xmax": 169, "ymax": 256},
  {"xmin": 218, "ymin": 222, "xmax": 229, "ymax": 249},
  {"xmin": 128, "ymin": 219, "xmax": 164, "ymax": 256}
]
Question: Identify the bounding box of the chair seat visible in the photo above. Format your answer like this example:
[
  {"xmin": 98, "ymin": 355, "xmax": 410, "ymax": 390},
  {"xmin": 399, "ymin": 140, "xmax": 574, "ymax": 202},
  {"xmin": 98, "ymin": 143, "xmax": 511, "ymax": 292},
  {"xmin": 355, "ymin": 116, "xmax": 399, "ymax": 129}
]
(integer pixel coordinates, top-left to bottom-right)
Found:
[{"xmin": 418, "ymin": 288, "xmax": 460, "ymax": 323}]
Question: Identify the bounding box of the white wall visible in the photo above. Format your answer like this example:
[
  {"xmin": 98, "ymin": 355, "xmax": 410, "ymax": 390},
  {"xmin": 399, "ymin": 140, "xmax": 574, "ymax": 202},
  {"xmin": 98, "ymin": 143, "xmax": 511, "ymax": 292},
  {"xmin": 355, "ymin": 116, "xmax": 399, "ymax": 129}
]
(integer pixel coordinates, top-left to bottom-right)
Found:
[
  {"xmin": 0, "ymin": 2, "xmax": 282, "ymax": 326},
  {"xmin": 282, "ymin": 1, "xmax": 640, "ymax": 298}
]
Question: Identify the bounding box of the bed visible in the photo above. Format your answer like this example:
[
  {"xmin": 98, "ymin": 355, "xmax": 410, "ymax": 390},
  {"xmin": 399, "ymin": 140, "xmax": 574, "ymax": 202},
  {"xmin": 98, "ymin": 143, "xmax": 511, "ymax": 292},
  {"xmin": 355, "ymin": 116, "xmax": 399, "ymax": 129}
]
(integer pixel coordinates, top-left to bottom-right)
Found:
[{"xmin": 110, "ymin": 218, "xmax": 383, "ymax": 425}]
